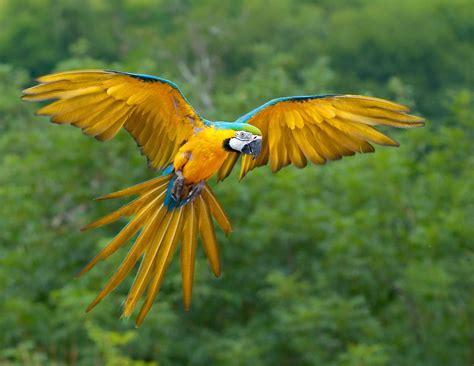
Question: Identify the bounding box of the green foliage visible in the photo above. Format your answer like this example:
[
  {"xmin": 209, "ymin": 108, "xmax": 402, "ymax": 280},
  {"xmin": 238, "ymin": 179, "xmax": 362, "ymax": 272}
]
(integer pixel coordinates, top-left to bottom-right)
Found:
[{"xmin": 0, "ymin": 0, "xmax": 473, "ymax": 364}]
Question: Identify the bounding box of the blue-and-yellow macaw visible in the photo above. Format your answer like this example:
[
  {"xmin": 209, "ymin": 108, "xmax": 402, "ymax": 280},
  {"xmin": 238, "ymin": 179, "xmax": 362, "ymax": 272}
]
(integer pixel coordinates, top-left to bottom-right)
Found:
[{"xmin": 22, "ymin": 69, "xmax": 424, "ymax": 325}]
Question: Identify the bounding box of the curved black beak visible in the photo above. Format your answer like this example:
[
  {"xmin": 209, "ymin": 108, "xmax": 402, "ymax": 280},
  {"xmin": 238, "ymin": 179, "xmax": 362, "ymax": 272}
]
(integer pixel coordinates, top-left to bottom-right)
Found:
[{"xmin": 241, "ymin": 137, "xmax": 262, "ymax": 160}]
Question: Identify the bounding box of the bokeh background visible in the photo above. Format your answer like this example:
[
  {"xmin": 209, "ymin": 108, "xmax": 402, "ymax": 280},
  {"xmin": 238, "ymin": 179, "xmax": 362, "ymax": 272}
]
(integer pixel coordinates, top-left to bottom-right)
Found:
[{"xmin": 1, "ymin": 0, "xmax": 473, "ymax": 365}]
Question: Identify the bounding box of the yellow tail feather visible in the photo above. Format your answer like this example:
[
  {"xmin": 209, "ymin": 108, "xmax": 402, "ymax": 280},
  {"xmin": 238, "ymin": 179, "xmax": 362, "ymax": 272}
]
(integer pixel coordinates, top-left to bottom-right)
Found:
[
  {"xmin": 81, "ymin": 174, "xmax": 232, "ymax": 325},
  {"xmin": 180, "ymin": 203, "xmax": 199, "ymax": 310}
]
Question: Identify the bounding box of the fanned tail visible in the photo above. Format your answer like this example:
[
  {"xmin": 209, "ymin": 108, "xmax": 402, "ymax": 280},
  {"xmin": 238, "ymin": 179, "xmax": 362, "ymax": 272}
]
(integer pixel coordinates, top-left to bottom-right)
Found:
[{"xmin": 80, "ymin": 173, "xmax": 232, "ymax": 326}]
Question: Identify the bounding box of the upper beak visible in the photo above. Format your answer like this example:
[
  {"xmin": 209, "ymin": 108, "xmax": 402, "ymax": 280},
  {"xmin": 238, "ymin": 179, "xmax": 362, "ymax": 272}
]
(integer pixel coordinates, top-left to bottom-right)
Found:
[{"xmin": 241, "ymin": 136, "xmax": 262, "ymax": 160}]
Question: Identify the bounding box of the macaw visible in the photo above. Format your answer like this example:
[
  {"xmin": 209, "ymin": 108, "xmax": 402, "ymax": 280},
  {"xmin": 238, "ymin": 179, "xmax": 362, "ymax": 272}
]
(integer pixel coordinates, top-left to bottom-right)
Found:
[{"xmin": 22, "ymin": 69, "xmax": 424, "ymax": 325}]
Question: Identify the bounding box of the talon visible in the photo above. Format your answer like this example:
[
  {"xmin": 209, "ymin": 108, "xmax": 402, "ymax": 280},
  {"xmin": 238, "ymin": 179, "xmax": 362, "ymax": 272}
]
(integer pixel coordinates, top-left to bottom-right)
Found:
[
  {"xmin": 184, "ymin": 181, "xmax": 205, "ymax": 204},
  {"xmin": 171, "ymin": 171, "xmax": 185, "ymax": 202}
]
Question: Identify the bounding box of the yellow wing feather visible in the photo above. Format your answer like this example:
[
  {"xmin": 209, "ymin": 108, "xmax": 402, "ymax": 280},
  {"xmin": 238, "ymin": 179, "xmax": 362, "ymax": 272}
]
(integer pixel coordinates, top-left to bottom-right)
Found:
[
  {"xmin": 217, "ymin": 153, "xmax": 240, "ymax": 181},
  {"xmin": 22, "ymin": 69, "xmax": 204, "ymax": 169},
  {"xmin": 236, "ymin": 95, "xmax": 424, "ymax": 179}
]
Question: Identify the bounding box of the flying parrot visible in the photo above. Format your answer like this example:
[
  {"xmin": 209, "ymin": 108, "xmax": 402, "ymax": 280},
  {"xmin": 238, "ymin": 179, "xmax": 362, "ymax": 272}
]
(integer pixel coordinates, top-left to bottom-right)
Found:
[{"xmin": 22, "ymin": 69, "xmax": 424, "ymax": 325}]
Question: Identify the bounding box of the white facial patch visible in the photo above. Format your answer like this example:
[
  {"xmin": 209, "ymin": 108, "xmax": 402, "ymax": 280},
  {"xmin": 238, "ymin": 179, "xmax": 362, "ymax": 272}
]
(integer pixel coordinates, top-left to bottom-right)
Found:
[
  {"xmin": 229, "ymin": 131, "xmax": 255, "ymax": 152},
  {"xmin": 229, "ymin": 137, "xmax": 249, "ymax": 152}
]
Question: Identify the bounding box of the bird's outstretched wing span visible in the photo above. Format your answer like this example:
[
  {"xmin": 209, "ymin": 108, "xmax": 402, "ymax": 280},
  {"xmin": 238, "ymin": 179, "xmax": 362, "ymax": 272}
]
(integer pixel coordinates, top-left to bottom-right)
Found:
[
  {"xmin": 217, "ymin": 95, "xmax": 424, "ymax": 181},
  {"xmin": 22, "ymin": 69, "xmax": 204, "ymax": 170}
]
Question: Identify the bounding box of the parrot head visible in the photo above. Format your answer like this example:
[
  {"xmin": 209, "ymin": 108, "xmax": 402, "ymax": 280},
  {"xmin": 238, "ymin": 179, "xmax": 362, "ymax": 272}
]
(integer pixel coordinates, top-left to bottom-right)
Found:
[{"xmin": 219, "ymin": 122, "xmax": 262, "ymax": 160}]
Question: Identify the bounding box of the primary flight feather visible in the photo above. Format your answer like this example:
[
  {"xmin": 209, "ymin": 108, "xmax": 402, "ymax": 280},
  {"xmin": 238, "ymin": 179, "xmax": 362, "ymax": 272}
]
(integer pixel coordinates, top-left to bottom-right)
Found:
[{"xmin": 22, "ymin": 69, "xmax": 424, "ymax": 325}]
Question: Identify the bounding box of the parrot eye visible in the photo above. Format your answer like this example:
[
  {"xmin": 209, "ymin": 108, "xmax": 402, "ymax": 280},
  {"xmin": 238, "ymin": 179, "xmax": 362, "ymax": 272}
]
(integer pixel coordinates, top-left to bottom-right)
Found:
[{"xmin": 236, "ymin": 131, "xmax": 251, "ymax": 141}]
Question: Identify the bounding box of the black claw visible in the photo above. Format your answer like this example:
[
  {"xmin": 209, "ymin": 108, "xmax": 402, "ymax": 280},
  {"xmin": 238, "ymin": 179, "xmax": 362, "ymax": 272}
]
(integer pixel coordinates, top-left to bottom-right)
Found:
[
  {"xmin": 183, "ymin": 181, "xmax": 205, "ymax": 205},
  {"xmin": 171, "ymin": 171, "xmax": 185, "ymax": 202}
]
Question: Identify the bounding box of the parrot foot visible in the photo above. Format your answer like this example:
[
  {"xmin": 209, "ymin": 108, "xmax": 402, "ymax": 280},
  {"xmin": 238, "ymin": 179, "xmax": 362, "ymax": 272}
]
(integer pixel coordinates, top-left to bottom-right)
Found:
[
  {"xmin": 171, "ymin": 170, "xmax": 185, "ymax": 202},
  {"xmin": 170, "ymin": 172, "xmax": 204, "ymax": 205},
  {"xmin": 186, "ymin": 181, "xmax": 205, "ymax": 203}
]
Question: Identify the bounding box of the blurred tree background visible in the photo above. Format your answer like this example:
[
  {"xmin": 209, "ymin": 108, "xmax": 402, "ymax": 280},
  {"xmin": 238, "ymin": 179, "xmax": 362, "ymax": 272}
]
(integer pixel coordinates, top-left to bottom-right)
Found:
[{"xmin": 0, "ymin": 0, "xmax": 473, "ymax": 364}]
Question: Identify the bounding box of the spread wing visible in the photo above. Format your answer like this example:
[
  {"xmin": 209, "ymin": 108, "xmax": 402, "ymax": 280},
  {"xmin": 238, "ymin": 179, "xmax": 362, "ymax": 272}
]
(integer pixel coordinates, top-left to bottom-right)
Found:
[
  {"xmin": 22, "ymin": 69, "xmax": 205, "ymax": 170},
  {"xmin": 217, "ymin": 95, "xmax": 424, "ymax": 180}
]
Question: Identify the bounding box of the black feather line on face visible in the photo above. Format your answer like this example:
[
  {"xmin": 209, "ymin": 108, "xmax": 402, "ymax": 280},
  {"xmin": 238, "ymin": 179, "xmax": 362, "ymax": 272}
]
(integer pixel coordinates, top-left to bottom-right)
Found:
[{"xmin": 223, "ymin": 138, "xmax": 240, "ymax": 153}]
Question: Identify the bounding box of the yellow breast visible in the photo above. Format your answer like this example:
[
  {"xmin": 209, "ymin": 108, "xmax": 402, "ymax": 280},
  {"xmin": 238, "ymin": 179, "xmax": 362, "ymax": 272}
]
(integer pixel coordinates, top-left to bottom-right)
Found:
[{"xmin": 174, "ymin": 127, "xmax": 236, "ymax": 184}]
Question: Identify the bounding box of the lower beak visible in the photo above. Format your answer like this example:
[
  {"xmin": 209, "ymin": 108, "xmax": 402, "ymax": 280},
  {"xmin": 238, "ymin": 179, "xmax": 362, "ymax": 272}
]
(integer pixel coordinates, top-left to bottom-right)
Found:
[{"xmin": 242, "ymin": 138, "xmax": 262, "ymax": 160}]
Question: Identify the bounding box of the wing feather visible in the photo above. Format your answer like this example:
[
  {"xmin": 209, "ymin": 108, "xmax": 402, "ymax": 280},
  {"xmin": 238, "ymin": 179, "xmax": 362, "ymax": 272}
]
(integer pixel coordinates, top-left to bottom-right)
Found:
[
  {"xmin": 23, "ymin": 69, "xmax": 204, "ymax": 169},
  {"xmin": 229, "ymin": 95, "xmax": 423, "ymax": 179},
  {"xmin": 217, "ymin": 153, "xmax": 239, "ymax": 181},
  {"xmin": 286, "ymin": 134, "xmax": 307, "ymax": 168}
]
